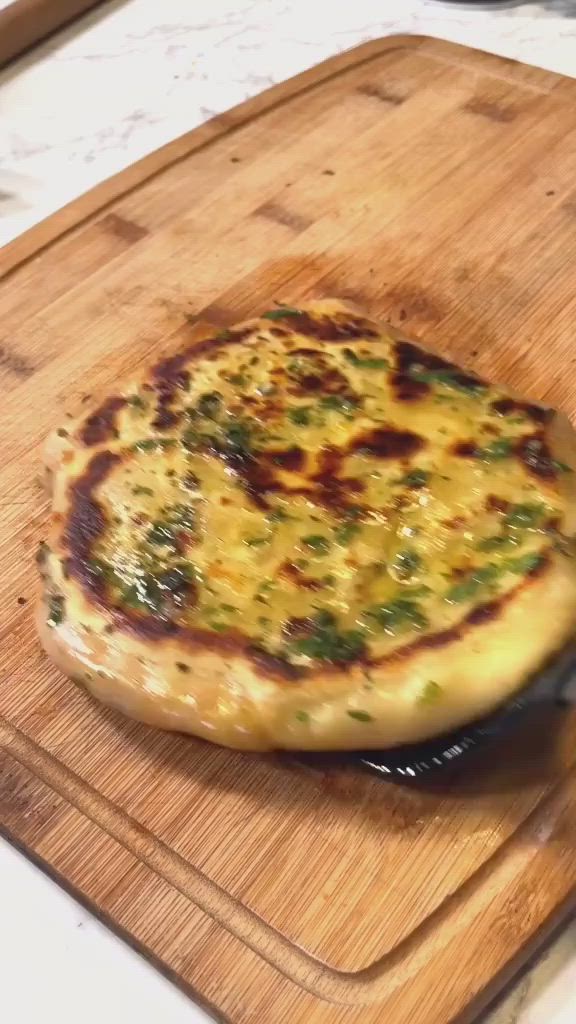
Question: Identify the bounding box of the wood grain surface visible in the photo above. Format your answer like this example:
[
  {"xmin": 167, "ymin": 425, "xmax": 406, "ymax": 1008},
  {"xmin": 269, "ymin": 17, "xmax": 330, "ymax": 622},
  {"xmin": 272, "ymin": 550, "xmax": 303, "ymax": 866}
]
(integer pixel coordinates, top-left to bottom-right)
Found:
[
  {"xmin": 1, "ymin": 34, "xmax": 576, "ymax": 1024},
  {"xmin": 0, "ymin": 0, "xmax": 105, "ymax": 68}
]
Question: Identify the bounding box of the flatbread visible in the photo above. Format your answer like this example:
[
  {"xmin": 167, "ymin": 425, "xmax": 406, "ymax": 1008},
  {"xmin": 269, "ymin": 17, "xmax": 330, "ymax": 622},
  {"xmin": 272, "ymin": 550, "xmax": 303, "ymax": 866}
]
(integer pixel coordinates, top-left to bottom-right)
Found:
[{"xmin": 37, "ymin": 300, "xmax": 576, "ymax": 750}]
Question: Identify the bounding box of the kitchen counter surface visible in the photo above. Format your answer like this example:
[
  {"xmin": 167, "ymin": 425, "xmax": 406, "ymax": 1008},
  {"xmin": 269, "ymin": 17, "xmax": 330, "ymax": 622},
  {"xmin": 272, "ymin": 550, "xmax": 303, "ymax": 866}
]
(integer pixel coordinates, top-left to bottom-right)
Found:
[{"xmin": 1, "ymin": 2, "xmax": 575, "ymax": 1022}]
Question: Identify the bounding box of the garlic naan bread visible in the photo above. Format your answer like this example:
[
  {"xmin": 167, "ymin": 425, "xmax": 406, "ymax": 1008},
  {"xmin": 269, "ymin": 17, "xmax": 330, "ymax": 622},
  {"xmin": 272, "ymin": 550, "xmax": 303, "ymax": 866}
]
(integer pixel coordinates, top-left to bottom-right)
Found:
[{"xmin": 38, "ymin": 300, "xmax": 576, "ymax": 751}]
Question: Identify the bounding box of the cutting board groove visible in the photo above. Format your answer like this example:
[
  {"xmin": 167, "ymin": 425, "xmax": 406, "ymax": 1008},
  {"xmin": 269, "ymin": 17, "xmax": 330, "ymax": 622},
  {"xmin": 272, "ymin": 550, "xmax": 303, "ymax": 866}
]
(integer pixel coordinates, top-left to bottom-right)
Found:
[{"xmin": 2, "ymin": 35, "xmax": 576, "ymax": 1024}]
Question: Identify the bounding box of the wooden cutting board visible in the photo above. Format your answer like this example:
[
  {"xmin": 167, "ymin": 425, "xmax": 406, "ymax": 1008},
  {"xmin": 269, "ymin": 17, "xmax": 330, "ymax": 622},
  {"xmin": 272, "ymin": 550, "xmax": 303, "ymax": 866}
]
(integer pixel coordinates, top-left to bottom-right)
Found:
[
  {"xmin": 1, "ymin": 35, "xmax": 576, "ymax": 1024},
  {"xmin": 0, "ymin": 0, "xmax": 105, "ymax": 68}
]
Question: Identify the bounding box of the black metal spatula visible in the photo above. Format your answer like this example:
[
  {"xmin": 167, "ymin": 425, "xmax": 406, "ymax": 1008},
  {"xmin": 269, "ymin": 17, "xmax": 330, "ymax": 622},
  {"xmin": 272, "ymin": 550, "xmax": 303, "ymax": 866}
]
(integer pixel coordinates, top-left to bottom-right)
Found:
[{"xmin": 352, "ymin": 642, "xmax": 576, "ymax": 778}]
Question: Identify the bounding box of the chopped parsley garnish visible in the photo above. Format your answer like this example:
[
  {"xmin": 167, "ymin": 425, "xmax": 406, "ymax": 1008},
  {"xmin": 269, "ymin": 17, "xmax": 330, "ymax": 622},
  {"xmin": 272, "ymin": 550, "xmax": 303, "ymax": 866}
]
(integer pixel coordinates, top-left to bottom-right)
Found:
[
  {"xmin": 147, "ymin": 522, "xmax": 178, "ymax": 546},
  {"xmin": 479, "ymin": 438, "xmax": 513, "ymax": 461},
  {"xmin": 503, "ymin": 502, "xmax": 546, "ymax": 529},
  {"xmin": 391, "ymin": 548, "xmax": 422, "ymax": 580},
  {"xmin": 408, "ymin": 365, "xmax": 484, "ymax": 394},
  {"xmin": 347, "ymin": 710, "xmax": 374, "ymax": 722},
  {"xmin": 365, "ymin": 598, "xmax": 428, "ymax": 633},
  {"xmin": 334, "ymin": 522, "xmax": 361, "ymax": 545},
  {"xmin": 320, "ymin": 394, "xmax": 359, "ymax": 418},
  {"xmin": 245, "ymin": 536, "xmax": 269, "ymax": 547},
  {"xmin": 445, "ymin": 565, "xmax": 500, "ymax": 603},
  {"xmin": 288, "ymin": 610, "xmax": 366, "ymax": 663},
  {"xmin": 296, "ymin": 710, "xmax": 310, "ymax": 723},
  {"xmin": 343, "ymin": 348, "xmax": 389, "ymax": 370},
  {"xmin": 127, "ymin": 395, "xmax": 146, "ymax": 410},
  {"xmin": 477, "ymin": 534, "xmax": 518, "ymax": 552},
  {"xmin": 266, "ymin": 508, "xmax": 293, "ymax": 523},
  {"xmin": 302, "ymin": 534, "xmax": 331, "ymax": 555},
  {"xmin": 401, "ymin": 469, "xmax": 430, "ymax": 488},
  {"xmin": 505, "ymin": 552, "xmax": 545, "ymax": 575},
  {"xmin": 262, "ymin": 306, "xmax": 303, "ymax": 320},
  {"xmin": 132, "ymin": 485, "xmax": 154, "ymax": 497},
  {"xmin": 132, "ymin": 438, "xmax": 176, "ymax": 452},
  {"xmin": 147, "ymin": 504, "xmax": 195, "ymax": 546},
  {"xmin": 221, "ymin": 418, "xmax": 253, "ymax": 457},
  {"xmin": 288, "ymin": 406, "xmax": 313, "ymax": 426},
  {"xmin": 197, "ymin": 392, "xmax": 222, "ymax": 419},
  {"xmin": 47, "ymin": 595, "xmax": 65, "ymax": 627}
]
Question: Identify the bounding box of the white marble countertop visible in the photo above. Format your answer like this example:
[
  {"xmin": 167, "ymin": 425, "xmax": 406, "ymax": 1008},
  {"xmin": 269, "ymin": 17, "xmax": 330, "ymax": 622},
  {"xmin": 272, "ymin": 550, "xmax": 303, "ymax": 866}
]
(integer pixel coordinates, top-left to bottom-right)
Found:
[{"xmin": 1, "ymin": 1, "xmax": 576, "ymax": 1022}]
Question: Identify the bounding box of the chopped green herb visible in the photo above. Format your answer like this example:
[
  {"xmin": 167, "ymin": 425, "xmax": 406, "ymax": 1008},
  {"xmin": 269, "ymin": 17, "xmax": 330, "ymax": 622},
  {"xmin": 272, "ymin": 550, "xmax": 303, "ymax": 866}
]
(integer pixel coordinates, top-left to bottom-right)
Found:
[
  {"xmin": 132, "ymin": 438, "xmax": 176, "ymax": 452},
  {"xmin": 302, "ymin": 534, "xmax": 331, "ymax": 555},
  {"xmin": 288, "ymin": 610, "xmax": 366, "ymax": 663},
  {"xmin": 408, "ymin": 365, "xmax": 484, "ymax": 394},
  {"xmin": 401, "ymin": 469, "xmax": 430, "ymax": 488},
  {"xmin": 266, "ymin": 508, "xmax": 293, "ymax": 523},
  {"xmin": 132, "ymin": 485, "xmax": 154, "ymax": 497},
  {"xmin": 320, "ymin": 394, "xmax": 359, "ymax": 418},
  {"xmin": 477, "ymin": 533, "xmax": 517, "ymax": 552},
  {"xmin": 553, "ymin": 460, "xmax": 572, "ymax": 473},
  {"xmin": 47, "ymin": 595, "xmax": 65, "ymax": 627},
  {"xmin": 227, "ymin": 373, "xmax": 247, "ymax": 387},
  {"xmin": 365, "ymin": 598, "xmax": 428, "ymax": 633},
  {"xmin": 222, "ymin": 418, "xmax": 253, "ymax": 457},
  {"xmin": 197, "ymin": 392, "xmax": 222, "ymax": 419},
  {"xmin": 347, "ymin": 710, "xmax": 374, "ymax": 722},
  {"xmin": 288, "ymin": 406, "xmax": 313, "ymax": 426},
  {"xmin": 296, "ymin": 710, "xmax": 310, "ymax": 723},
  {"xmin": 127, "ymin": 395, "xmax": 146, "ymax": 410},
  {"xmin": 147, "ymin": 522, "xmax": 177, "ymax": 546},
  {"xmin": 392, "ymin": 548, "xmax": 422, "ymax": 580},
  {"xmin": 479, "ymin": 438, "xmax": 513, "ymax": 461},
  {"xmin": 343, "ymin": 348, "xmax": 389, "ymax": 370},
  {"xmin": 245, "ymin": 536, "xmax": 269, "ymax": 547},
  {"xmin": 262, "ymin": 306, "xmax": 302, "ymax": 321},
  {"xmin": 334, "ymin": 522, "xmax": 361, "ymax": 545},
  {"xmin": 445, "ymin": 564, "xmax": 500, "ymax": 603},
  {"xmin": 505, "ymin": 552, "xmax": 545, "ymax": 575},
  {"xmin": 504, "ymin": 502, "xmax": 546, "ymax": 529}
]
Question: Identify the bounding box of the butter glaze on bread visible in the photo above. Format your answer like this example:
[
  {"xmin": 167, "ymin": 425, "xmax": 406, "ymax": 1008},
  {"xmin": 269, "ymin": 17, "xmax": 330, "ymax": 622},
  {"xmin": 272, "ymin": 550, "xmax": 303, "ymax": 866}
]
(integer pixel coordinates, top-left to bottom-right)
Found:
[{"xmin": 38, "ymin": 300, "xmax": 576, "ymax": 751}]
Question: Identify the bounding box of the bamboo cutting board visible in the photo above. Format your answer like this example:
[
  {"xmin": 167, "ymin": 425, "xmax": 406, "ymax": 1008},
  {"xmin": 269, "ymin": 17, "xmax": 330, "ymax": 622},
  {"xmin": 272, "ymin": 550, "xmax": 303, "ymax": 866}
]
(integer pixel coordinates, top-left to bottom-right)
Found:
[{"xmin": 2, "ymin": 35, "xmax": 576, "ymax": 1024}]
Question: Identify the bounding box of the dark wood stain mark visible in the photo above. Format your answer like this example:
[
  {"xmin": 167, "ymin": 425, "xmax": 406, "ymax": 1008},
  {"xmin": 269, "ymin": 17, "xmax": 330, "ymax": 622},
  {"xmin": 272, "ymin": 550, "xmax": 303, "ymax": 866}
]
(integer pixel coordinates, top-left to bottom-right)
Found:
[
  {"xmin": 463, "ymin": 98, "xmax": 516, "ymax": 123},
  {"xmin": 0, "ymin": 343, "xmax": 34, "ymax": 378},
  {"xmin": 254, "ymin": 201, "xmax": 311, "ymax": 232},
  {"xmin": 100, "ymin": 212, "xmax": 149, "ymax": 243},
  {"xmin": 357, "ymin": 82, "xmax": 406, "ymax": 105}
]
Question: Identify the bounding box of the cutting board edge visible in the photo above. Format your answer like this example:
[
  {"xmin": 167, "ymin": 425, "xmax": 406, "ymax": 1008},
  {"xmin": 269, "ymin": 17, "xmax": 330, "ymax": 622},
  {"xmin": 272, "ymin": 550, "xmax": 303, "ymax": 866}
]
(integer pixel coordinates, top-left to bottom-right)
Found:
[
  {"xmin": 0, "ymin": 32, "xmax": 568, "ymax": 279},
  {"xmin": 2, "ymin": 713, "xmax": 576, "ymax": 1024}
]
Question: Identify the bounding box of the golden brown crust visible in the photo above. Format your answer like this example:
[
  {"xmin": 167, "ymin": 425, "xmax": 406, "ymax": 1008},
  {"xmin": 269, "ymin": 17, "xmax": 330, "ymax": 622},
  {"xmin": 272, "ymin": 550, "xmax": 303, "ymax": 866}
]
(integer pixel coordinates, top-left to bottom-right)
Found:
[{"xmin": 37, "ymin": 300, "xmax": 576, "ymax": 751}]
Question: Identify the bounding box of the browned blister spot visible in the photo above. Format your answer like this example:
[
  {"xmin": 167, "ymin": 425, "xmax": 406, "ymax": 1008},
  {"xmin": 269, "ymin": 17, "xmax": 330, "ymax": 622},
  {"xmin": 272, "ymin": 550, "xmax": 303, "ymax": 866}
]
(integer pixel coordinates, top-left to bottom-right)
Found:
[
  {"xmin": 353, "ymin": 426, "xmax": 424, "ymax": 460},
  {"xmin": 491, "ymin": 397, "xmax": 551, "ymax": 425},
  {"xmin": 280, "ymin": 311, "xmax": 379, "ymax": 343},
  {"xmin": 516, "ymin": 433, "xmax": 559, "ymax": 480},
  {"xmin": 79, "ymin": 396, "xmax": 126, "ymax": 446},
  {"xmin": 452, "ymin": 440, "xmax": 480, "ymax": 459}
]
